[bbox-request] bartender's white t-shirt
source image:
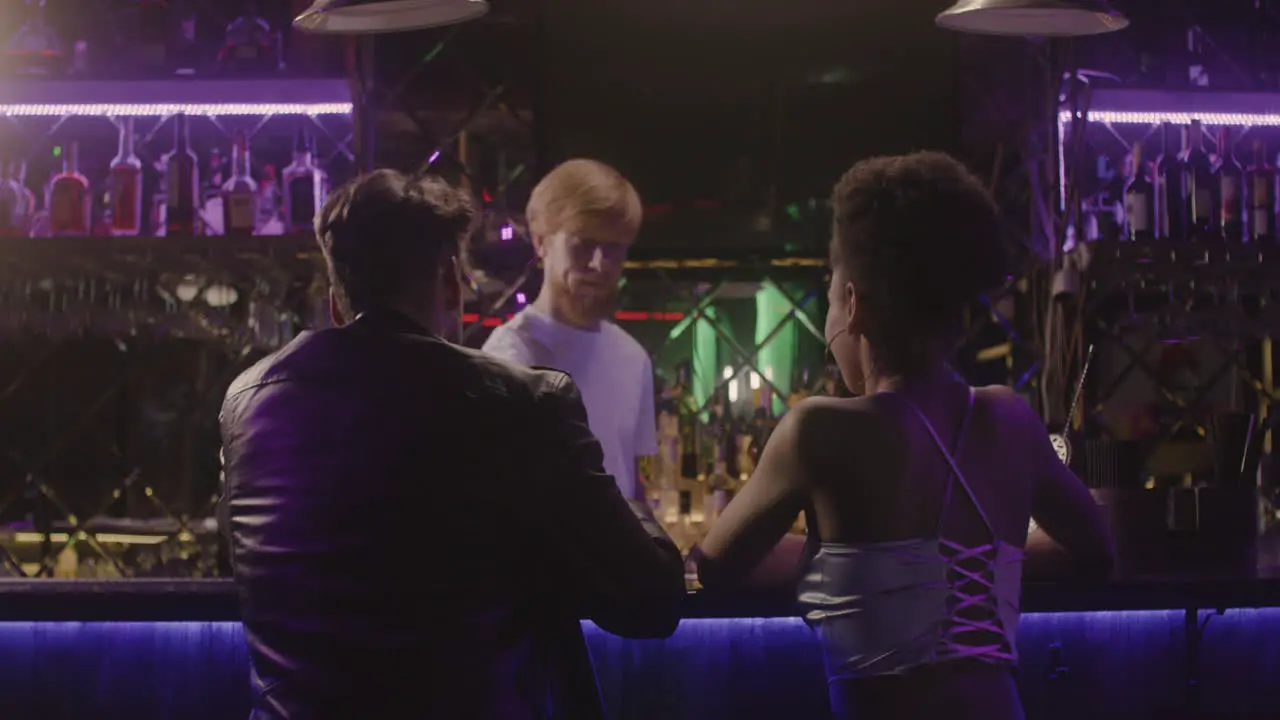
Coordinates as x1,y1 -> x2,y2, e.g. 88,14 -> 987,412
482,307 -> 657,500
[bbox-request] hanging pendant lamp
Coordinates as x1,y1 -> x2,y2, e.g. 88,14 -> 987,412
935,0 -> 1129,37
293,0 -> 489,34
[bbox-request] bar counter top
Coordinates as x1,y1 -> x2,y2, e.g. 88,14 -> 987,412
3,573 -> 1280,622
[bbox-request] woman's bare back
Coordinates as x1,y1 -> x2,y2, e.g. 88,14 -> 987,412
802,382 -> 1037,553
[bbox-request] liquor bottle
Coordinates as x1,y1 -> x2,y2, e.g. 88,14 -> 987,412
1186,26 -> 1210,87
217,3 -> 281,76
220,131 -> 259,236
4,0 -> 64,77
676,364 -> 701,480
108,118 -> 143,237
169,1 -> 201,76
0,160 -> 34,237
1156,123 -> 1186,242
1248,141 -> 1276,243
1180,120 -> 1215,240
47,143 -> 90,236
1216,127 -> 1246,243
256,163 -> 283,234
705,427 -> 737,526
163,114 -> 200,236
282,129 -> 328,233
666,490 -> 699,557
1124,142 -> 1155,242
205,148 -> 227,202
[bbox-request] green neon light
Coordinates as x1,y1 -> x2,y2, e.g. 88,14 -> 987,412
756,284 -> 796,415
692,306 -> 718,412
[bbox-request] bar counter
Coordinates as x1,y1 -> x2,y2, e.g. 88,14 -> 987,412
3,575 -> 1280,720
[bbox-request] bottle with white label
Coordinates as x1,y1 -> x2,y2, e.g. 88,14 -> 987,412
1247,141 -> 1275,243
1124,142 -> 1155,242
1215,126 -> 1245,243
1180,119 -> 1215,241
220,131 -> 259,236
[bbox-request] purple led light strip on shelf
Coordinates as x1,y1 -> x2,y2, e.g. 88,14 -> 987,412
0,79 -> 353,116
1056,88 -> 1280,208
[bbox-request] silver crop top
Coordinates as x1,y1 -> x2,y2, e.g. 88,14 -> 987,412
797,388 -> 1023,680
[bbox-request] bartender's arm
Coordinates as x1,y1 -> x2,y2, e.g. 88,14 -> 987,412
533,371 -> 685,639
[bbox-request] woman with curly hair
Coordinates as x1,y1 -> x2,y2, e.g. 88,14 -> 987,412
697,152 -> 1114,720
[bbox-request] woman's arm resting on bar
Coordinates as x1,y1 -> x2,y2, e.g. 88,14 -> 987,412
1016,397 -> 1116,579
697,403 -> 812,590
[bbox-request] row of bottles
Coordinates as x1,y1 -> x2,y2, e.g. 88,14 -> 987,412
6,0 -> 298,79
1121,121 -> 1278,244
0,115 -> 329,238
652,364 -> 826,555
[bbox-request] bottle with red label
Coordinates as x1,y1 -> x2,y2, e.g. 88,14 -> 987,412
47,143 -> 90,236
108,117 -> 143,236
1215,126 -> 1245,243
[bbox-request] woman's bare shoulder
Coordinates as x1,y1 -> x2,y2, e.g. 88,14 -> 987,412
973,384 -> 1040,418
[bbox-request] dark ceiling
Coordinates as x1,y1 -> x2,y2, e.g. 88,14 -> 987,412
535,0 -> 962,211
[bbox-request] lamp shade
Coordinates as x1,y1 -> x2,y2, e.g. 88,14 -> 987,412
935,0 -> 1129,37
293,0 -> 489,34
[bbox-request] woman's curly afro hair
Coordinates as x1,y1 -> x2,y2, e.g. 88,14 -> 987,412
831,151 -> 1011,375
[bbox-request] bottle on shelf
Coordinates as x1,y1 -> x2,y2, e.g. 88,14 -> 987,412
676,363 -> 701,482
4,0 -> 64,77
169,1 -> 201,76
1186,26 -> 1210,88
1215,127 -> 1245,243
705,418 -> 739,526
0,160 -> 34,237
1248,142 -> 1276,243
283,129 -> 328,234
205,148 -> 227,201
1156,122 -> 1186,242
47,143 -> 90,236
108,118 -> 143,237
221,131 -> 259,237
666,490 -> 701,557
163,114 -> 200,236
217,3 -> 281,76
1180,120 -> 1216,240
257,163 -> 284,234
1124,141 -> 1155,242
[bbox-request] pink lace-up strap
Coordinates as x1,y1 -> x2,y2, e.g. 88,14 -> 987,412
883,387 -> 1018,664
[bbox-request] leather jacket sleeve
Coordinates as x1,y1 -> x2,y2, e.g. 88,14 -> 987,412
533,371 -> 685,639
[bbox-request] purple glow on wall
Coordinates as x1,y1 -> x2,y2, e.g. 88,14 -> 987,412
0,103 -> 352,116
1,609 -> 1279,719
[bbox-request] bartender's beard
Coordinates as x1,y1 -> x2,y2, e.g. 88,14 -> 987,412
553,282 -> 618,326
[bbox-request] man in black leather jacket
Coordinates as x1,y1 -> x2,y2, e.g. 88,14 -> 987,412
219,170 -> 686,719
